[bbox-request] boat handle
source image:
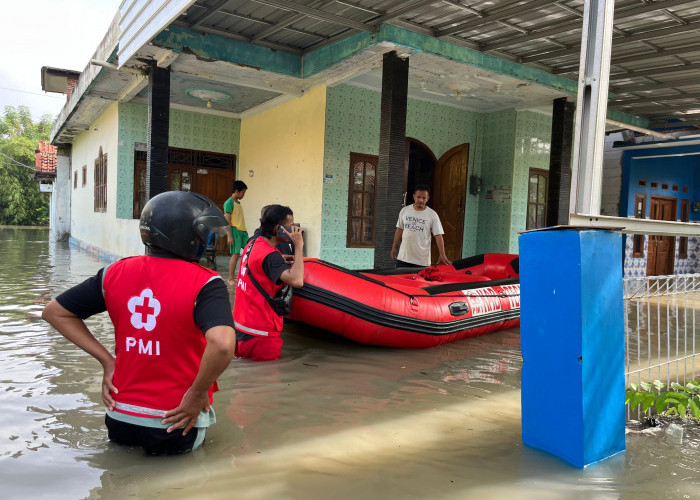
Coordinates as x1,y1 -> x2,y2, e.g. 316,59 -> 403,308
409,296 -> 419,307
449,302 -> 470,316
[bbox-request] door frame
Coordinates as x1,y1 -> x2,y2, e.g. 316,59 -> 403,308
430,143 -> 469,263
403,137 -> 437,207
646,195 -> 677,276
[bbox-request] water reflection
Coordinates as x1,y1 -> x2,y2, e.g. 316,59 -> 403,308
0,228 -> 107,499
1,227 -> 699,499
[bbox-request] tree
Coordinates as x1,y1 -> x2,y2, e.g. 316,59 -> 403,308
0,106 -> 54,225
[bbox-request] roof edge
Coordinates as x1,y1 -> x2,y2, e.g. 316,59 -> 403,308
50,11 -> 120,144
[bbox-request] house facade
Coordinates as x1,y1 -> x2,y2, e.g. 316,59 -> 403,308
45,1 -> 697,273
59,80 -> 558,268
619,137 -> 700,277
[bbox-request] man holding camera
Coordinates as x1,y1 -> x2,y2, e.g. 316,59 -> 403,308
233,205 -> 304,361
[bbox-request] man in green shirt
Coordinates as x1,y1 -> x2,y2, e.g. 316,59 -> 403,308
224,180 -> 248,286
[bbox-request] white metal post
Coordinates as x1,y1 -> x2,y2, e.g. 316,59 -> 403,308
569,0 -> 615,217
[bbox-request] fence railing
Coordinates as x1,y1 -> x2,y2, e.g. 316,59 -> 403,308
624,274 -> 700,390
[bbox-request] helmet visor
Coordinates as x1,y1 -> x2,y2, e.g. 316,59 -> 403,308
192,204 -> 229,243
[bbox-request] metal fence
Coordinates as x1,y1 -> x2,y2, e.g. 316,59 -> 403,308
624,274 -> 700,389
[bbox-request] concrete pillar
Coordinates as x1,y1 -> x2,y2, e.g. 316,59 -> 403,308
374,51 -> 408,270
547,98 -> 575,226
52,147 -> 72,241
519,228 -> 625,467
146,62 -> 170,199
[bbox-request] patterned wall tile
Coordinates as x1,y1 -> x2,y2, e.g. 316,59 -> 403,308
474,110 -> 552,254
623,233 -> 648,278
321,86 -> 556,267
319,85 -> 381,268
510,111 -> 552,252
674,236 -> 699,274
623,234 -> 699,276
116,102 -> 240,219
321,84 -> 481,268
476,110 -> 515,254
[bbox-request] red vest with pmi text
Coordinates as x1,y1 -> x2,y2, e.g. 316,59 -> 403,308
102,255 -> 221,418
233,237 -> 285,337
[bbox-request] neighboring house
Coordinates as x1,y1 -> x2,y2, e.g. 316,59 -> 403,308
42,1 -> 692,271
614,135 -> 700,277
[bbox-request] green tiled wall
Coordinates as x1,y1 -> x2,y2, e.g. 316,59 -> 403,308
475,110 -> 552,254
321,84 -> 481,269
116,102 -> 241,219
510,111 -> 552,252
476,110 -> 516,254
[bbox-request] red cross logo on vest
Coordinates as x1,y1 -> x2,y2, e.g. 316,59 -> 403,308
127,289 -> 161,331
239,249 -> 248,278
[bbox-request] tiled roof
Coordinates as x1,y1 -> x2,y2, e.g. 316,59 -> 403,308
35,141 -> 57,176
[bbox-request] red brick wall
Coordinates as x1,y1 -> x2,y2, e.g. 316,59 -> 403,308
66,76 -> 78,100
35,141 -> 58,174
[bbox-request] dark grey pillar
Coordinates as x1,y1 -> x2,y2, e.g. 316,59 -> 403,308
146,62 -> 170,199
374,52 -> 409,270
546,97 -> 575,226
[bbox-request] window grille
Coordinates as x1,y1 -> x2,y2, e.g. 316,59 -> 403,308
346,153 -> 378,248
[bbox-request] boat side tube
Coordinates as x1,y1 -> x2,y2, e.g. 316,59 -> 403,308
293,283 -> 520,336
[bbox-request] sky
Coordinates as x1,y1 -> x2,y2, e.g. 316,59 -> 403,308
0,0 -> 124,121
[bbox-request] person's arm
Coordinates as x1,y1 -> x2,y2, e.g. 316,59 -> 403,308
390,228 -> 403,260
223,199 -> 234,246
42,300 -> 118,410
161,325 -> 236,435
279,225 -> 304,288
223,213 -> 234,247
434,234 -> 452,265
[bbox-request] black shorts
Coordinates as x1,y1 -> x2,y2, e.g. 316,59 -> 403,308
105,414 -> 204,455
395,259 -> 423,269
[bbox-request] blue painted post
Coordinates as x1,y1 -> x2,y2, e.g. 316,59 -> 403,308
520,228 -> 625,468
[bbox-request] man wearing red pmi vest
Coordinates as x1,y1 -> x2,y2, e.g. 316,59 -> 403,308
42,191 -> 236,455
233,204 -> 305,361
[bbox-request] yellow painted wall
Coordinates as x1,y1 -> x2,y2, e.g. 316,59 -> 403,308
239,85 -> 326,258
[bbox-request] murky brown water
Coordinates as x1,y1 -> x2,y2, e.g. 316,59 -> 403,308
1,227 -> 699,499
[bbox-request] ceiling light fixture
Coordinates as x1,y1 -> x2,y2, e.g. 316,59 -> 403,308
185,88 -> 232,109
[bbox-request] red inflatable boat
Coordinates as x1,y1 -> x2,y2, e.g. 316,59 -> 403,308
288,254 -> 520,348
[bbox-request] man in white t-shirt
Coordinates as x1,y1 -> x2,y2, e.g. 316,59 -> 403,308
390,185 -> 452,268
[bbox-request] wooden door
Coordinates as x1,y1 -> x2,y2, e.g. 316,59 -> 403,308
131,147 -> 237,258
646,196 -> 676,276
195,168 -> 236,209
191,168 -> 237,255
133,159 -> 147,218
430,144 -> 469,264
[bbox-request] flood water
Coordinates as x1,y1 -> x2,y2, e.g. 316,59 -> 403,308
1,226 -> 699,499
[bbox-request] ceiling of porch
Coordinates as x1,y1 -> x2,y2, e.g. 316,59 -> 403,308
164,0 -> 700,128
122,43 -> 569,115
54,0 -> 700,144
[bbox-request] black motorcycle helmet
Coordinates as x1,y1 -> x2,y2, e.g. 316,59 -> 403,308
139,191 -> 228,261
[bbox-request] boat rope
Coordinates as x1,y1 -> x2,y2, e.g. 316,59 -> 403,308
305,260 -> 520,300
